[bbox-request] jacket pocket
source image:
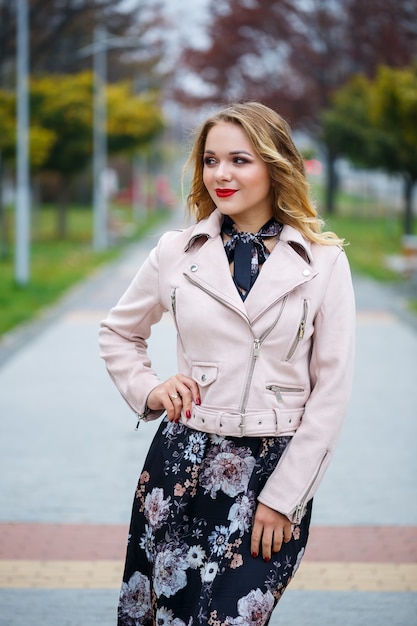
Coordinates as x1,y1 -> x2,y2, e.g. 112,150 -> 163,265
285,298 -> 309,361
192,362 -> 219,387
266,384 -> 304,403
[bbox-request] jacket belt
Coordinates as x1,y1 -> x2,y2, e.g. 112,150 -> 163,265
181,405 -> 304,438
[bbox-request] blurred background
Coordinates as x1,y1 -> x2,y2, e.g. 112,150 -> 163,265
0,3 -> 416,624
0,0 -> 416,336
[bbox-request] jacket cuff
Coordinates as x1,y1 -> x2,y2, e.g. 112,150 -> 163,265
257,493 -> 308,525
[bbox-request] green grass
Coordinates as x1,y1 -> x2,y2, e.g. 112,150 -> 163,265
0,203 -> 169,336
313,183 -> 417,316
311,181 -> 404,281
324,213 -> 403,281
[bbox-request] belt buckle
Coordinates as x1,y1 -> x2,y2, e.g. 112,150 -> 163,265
238,413 -> 246,437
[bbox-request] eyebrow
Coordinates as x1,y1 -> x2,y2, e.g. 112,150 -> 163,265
203,150 -> 253,156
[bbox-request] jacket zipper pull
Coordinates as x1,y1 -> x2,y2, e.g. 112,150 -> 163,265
253,338 -> 261,358
294,502 -> 304,524
266,384 -> 283,402
135,414 -> 143,430
298,319 -> 306,339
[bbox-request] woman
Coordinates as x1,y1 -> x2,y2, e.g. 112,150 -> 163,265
99,102 -> 355,625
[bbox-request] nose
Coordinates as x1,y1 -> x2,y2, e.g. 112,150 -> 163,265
215,161 -> 232,181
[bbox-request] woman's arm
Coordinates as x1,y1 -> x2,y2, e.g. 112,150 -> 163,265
99,243 -> 168,420
258,248 -> 356,522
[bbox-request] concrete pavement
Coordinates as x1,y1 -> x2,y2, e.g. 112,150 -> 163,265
0,212 -> 416,625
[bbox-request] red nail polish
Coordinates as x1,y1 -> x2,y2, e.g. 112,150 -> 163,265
263,556 -> 270,562
251,552 -> 258,558
195,398 -> 201,406
186,410 -> 191,419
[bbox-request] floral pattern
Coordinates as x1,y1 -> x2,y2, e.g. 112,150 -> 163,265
118,571 -> 152,625
118,418 -> 312,625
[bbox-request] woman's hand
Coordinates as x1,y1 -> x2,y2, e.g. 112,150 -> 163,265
251,503 -> 292,561
147,374 -> 201,423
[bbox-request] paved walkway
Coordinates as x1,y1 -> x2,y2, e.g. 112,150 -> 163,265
1,212 -> 416,625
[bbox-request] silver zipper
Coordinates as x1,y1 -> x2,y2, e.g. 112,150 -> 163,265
171,288 -> 177,317
239,296 -> 288,415
239,338 -> 261,414
106,369 -> 144,424
266,384 -> 304,402
294,450 -> 329,523
171,288 -> 187,349
285,299 -> 308,361
184,273 -> 290,420
136,410 -> 167,430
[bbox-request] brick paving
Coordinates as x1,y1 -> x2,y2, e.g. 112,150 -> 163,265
2,560 -> 417,593
1,523 -> 416,594
1,523 -> 416,563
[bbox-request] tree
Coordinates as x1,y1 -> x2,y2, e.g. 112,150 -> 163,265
0,0 -> 166,87
322,65 -> 417,234
0,90 -> 54,170
0,88 -> 54,257
106,83 -> 164,154
176,0 -> 417,116
171,0 -> 303,117
0,72 -> 164,239
31,72 -> 164,238
173,0 -> 417,213
346,0 -> 417,72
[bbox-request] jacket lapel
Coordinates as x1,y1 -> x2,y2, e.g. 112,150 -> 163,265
244,236 -> 317,322
183,234 -> 249,321
182,213 -> 317,324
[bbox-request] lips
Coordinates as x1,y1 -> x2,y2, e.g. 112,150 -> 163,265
215,189 -> 237,198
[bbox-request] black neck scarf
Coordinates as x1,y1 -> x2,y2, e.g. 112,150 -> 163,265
222,215 -> 283,300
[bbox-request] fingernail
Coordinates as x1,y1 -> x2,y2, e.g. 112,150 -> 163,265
186,410 -> 191,419
263,556 -> 270,562
195,397 -> 201,406
251,552 -> 258,558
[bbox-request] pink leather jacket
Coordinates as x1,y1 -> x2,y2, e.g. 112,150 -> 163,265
99,209 -> 355,523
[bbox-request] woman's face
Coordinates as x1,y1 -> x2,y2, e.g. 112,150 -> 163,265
202,121 -> 272,232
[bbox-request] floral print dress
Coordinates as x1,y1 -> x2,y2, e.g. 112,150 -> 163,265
118,418 -> 312,626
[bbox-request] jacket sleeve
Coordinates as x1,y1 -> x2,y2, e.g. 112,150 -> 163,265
257,248 -> 356,523
98,239 -> 167,421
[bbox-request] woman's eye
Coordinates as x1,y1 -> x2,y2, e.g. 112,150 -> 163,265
203,157 -> 217,166
233,157 -> 248,164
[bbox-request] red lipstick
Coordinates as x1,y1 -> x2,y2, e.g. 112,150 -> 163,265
215,189 -> 237,198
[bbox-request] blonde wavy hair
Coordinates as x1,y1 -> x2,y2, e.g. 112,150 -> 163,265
183,101 -> 343,246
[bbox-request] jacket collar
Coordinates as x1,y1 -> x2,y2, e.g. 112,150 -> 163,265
184,209 -> 313,264
280,223 -> 313,264
184,209 -> 223,252
182,209 -> 316,323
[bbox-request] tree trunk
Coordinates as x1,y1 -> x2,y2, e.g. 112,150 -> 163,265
324,148 -> 338,215
403,174 -> 415,235
56,178 -> 70,239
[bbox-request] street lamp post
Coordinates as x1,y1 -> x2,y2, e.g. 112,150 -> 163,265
15,0 -> 30,285
92,26 -> 108,251
78,30 -> 144,252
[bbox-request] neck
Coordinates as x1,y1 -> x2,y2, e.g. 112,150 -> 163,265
230,216 -> 273,234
